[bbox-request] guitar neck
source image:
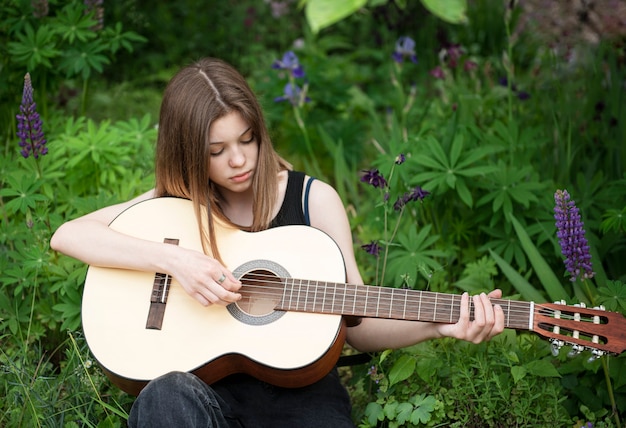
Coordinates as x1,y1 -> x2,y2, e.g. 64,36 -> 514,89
274,280 -> 533,331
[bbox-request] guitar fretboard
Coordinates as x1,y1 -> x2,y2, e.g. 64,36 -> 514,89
274,279 -> 533,330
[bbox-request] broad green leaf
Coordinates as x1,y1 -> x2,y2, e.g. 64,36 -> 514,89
305,0 -> 367,33
509,214 -> 569,303
365,402 -> 385,425
421,0 -> 468,24
411,394 -> 437,423
395,402 -> 413,424
388,354 -> 416,386
511,365 -> 527,383
525,359 -> 561,377
489,249 -> 545,302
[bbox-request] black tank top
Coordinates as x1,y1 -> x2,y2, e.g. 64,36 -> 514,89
270,170 -> 312,228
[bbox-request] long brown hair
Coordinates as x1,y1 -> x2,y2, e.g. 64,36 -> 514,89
154,57 -> 290,260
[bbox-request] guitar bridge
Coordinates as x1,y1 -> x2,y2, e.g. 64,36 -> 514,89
146,238 -> 179,330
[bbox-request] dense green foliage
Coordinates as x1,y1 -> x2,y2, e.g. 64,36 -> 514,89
2,0 -> 625,426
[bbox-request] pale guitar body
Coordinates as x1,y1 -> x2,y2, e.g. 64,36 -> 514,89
83,197 -> 346,395
82,197 -> 626,396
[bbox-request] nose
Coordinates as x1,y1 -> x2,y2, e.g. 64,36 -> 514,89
228,146 -> 246,168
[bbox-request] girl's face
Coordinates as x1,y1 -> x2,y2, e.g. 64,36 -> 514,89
207,111 -> 259,195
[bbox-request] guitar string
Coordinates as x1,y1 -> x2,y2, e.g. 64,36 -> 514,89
224,274 -> 606,324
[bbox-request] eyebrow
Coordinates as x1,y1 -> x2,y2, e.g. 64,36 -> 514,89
209,126 -> 252,144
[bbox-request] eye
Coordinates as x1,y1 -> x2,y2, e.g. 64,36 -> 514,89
241,131 -> 255,144
209,145 -> 224,156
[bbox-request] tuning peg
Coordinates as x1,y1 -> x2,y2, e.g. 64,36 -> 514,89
567,344 -> 585,358
550,339 -> 564,356
587,349 -> 605,363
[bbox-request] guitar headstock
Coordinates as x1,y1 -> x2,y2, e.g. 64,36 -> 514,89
532,301 -> 626,360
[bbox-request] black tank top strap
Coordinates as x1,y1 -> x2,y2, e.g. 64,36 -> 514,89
270,171 -> 315,228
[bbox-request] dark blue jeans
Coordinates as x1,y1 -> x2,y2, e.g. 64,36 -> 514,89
128,371 -> 355,428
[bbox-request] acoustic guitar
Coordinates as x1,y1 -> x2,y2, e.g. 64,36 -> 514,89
82,197 -> 626,396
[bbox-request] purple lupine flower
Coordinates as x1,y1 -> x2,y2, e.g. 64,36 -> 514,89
16,73 -> 47,159
274,82 -> 309,106
360,169 -> 387,189
271,51 -> 305,78
395,153 -> 406,165
362,241 -> 381,257
392,36 -> 418,64
554,189 -> 595,282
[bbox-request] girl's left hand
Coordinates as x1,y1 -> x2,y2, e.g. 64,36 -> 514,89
436,290 -> 505,343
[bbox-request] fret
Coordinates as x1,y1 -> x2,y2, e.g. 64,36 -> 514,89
331,282 -> 336,313
295,278 -> 301,311
352,284 -> 357,316
375,287 -> 380,317
364,286 -> 369,316
340,283 -> 346,315
402,289 -> 407,320
506,300 -> 511,327
417,290 -> 422,321
433,293 -> 438,322
303,278 -> 310,312
313,279 -> 319,312
449,295 -> 454,323
389,288 -> 394,318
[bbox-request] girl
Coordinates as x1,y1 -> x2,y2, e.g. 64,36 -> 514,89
51,57 -> 504,427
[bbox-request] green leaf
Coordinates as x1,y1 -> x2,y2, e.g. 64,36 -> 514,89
489,249 -> 545,302
395,402 -> 413,424
388,354 -> 416,386
411,394 -> 437,423
420,0 -> 468,24
511,365 -> 527,383
524,359 -> 561,378
365,402 -> 385,425
509,214 -> 569,302
305,0 -> 368,33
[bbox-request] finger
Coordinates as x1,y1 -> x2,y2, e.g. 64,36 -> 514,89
472,293 -> 486,328
214,271 -> 242,292
492,304 -> 505,337
487,288 -> 502,299
457,292 -> 470,325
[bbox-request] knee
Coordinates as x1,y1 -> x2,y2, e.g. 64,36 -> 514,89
140,371 -> 205,398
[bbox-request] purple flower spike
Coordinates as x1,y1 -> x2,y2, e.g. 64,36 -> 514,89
554,189 -> 595,282
272,51 -> 305,78
360,169 -> 387,189
392,36 -> 418,64
16,73 -> 47,159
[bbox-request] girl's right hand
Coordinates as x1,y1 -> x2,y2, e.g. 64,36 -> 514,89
168,246 -> 242,306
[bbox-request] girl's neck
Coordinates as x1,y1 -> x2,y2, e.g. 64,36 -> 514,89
220,188 -> 255,227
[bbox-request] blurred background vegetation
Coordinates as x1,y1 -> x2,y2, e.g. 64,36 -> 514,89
1,0 -> 625,426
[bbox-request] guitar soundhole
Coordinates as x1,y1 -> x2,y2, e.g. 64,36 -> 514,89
228,259 -> 289,326
238,269 -> 282,316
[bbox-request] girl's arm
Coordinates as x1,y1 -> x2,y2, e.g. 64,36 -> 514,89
50,190 -> 241,306
306,179 -> 504,352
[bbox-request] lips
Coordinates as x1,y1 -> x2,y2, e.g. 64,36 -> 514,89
230,170 -> 252,183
